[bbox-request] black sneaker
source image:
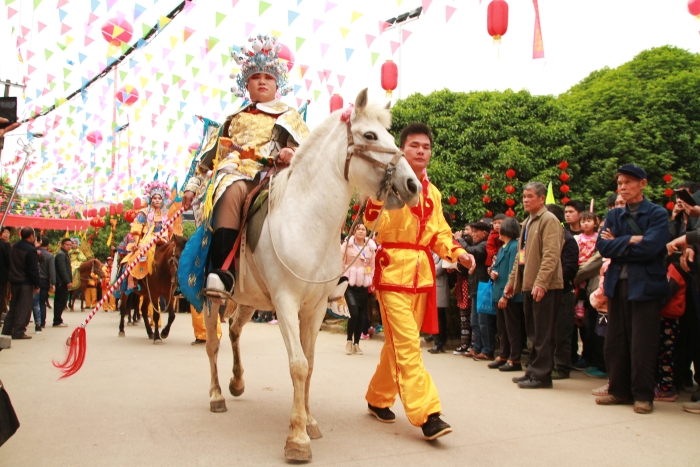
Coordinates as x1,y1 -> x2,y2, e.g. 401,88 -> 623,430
367,404 -> 395,423
35,325 -> 42,334
421,413 -> 452,440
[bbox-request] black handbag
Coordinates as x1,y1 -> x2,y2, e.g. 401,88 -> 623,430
0,379 -> 20,447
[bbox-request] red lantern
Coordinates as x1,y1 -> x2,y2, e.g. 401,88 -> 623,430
450,213 -> 456,220
561,196 -> 571,204
666,201 -> 676,211
663,174 -> 673,184
505,198 -> 516,207
558,161 -> 569,170
116,203 -> 123,215
116,85 -> 139,106
134,198 -> 141,210
351,214 -> 357,221
99,207 -> 106,217
689,0 -> 700,17
481,184 -> 490,191
559,172 -> 570,182
381,60 -> 398,98
560,184 -> 570,194
505,208 -> 515,217
90,218 -> 98,228
484,174 -> 491,181
352,204 -> 360,212
277,43 -> 296,72
664,188 -> 674,198
99,218 -> 106,228
482,196 -> 491,204
87,130 -> 103,146
330,94 -> 344,113
487,0 -> 509,44
89,235 -> 94,240
485,210 -> 493,218
101,17 -> 133,47
70,213 -> 76,219
505,168 -> 516,179
82,209 -> 88,218
505,185 -> 515,194
109,204 -> 116,216
89,208 -> 96,217
448,196 -> 458,205
124,210 -> 136,223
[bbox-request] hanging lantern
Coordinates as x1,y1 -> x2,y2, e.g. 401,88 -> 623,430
330,94 -> 344,113
505,208 -> 515,217
448,196 -> 458,205
116,85 -> 139,106
82,209 -> 88,218
559,172 -> 570,182
450,213 -> 456,220
381,60 -> 398,98
689,0 -> 700,17
352,204 -> 360,212
87,130 -> 103,146
116,203 -> 123,215
505,168 -> 516,179
124,209 -> 137,223
277,43 -> 296,72
561,196 -> 571,204
481,184 -> 490,191
666,201 -> 676,211
560,184 -> 570,194
505,198 -> 516,207
664,188 -> 674,198
134,198 -> 141,210
485,210 -> 493,218
101,17 -> 133,56
558,161 -> 568,170
663,174 -> 673,184
351,214 -> 357,221
109,204 -> 116,216
484,174 -> 491,181
482,196 -> 491,204
505,185 -> 515,194
99,207 -> 106,217
487,0 -> 509,45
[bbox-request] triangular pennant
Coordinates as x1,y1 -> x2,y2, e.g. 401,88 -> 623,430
313,19 -> 324,33
350,11 -> 363,23
325,1 -> 336,12
320,43 -> 329,57
215,12 -> 226,27
390,41 -> 400,55
344,48 -> 354,62
339,27 -> 350,39
365,34 -> 376,48
371,52 -> 380,66
183,26 -> 194,42
288,10 -> 300,25
259,1 -> 272,16
402,29 -> 412,43
422,0 -> 432,14
446,5 -> 457,23
133,3 -> 146,20
295,36 -> 305,51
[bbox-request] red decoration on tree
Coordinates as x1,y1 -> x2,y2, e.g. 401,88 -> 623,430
485,210 -> 493,218
484,174 -> 491,181
109,204 -> 116,216
330,94 -> 344,113
448,196 -> 458,205
482,184 -> 490,191
482,196 -> 491,204
99,207 -> 106,217
124,210 -> 136,223
82,209 -> 88,218
663,174 -> 673,184
560,184 -> 570,194
689,0 -> 700,17
558,161 -> 568,170
561,196 -> 571,204
134,198 -> 141,210
666,201 -> 676,211
381,60 -> 398,98
352,204 -> 360,212
505,198 -> 516,207
505,208 -> 515,217
487,0 -> 509,45
664,188 -> 674,198
116,203 -> 123,215
505,168 -> 516,179
351,214 -> 357,221
451,213 -> 456,220
664,173 -> 674,211
505,185 -> 515,194
559,172 -> 570,182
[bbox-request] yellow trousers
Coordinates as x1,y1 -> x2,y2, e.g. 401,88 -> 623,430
84,287 -> 97,308
365,291 -> 441,427
191,305 -> 222,340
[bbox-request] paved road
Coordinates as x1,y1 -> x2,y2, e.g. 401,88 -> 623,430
1,310 -> 698,466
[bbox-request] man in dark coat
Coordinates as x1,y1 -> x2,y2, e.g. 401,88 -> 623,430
1,227 -> 41,339
596,164 -> 671,414
0,227 -> 11,323
53,238 -> 73,327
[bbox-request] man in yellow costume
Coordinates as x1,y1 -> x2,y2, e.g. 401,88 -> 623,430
181,33 -> 309,303
67,237 -> 87,310
363,123 -> 475,441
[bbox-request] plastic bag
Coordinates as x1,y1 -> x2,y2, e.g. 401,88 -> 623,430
476,281 -> 495,315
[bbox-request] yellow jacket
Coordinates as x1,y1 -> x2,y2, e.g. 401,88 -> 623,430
364,177 -> 465,334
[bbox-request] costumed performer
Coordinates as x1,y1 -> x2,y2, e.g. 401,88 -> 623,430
363,123 -> 476,441
67,237 -> 87,310
181,33 -> 309,303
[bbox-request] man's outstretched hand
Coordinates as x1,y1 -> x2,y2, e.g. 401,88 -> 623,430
0,117 -> 20,138
182,191 -> 195,211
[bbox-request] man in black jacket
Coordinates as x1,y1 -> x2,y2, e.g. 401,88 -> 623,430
459,221 -> 493,360
53,238 -> 73,327
546,204 -> 579,379
1,227 -> 41,339
0,227 -> 11,324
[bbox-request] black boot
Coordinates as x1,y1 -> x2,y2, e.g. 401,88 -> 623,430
206,228 -> 238,296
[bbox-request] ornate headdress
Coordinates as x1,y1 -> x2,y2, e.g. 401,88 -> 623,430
229,34 -> 292,98
70,236 -> 81,246
143,180 -> 171,205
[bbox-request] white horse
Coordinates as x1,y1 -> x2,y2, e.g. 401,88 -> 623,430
202,89 -> 420,461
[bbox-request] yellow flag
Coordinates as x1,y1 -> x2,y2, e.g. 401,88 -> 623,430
545,182 -> 555,204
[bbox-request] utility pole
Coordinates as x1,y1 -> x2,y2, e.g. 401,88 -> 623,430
384,7 -> 422,100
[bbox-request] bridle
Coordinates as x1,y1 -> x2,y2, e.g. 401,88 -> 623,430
80,259 -> 102,282
341,105 -> 404,201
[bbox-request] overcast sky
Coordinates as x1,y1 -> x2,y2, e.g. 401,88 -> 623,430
1,0 -> 698,204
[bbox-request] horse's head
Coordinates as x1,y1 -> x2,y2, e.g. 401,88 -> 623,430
92,259 -> 105,279
344,88 -> 420,210
167,235 -> 188,278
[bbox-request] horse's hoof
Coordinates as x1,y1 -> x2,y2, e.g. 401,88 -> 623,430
161,330 -> 169,339
229,379 -> 245,397
306,423 -> 322,440
210,399 -> 227,413
284,439 -> 312,461
126,322 -> 133,327
118,332 -> 125,337
153,339 -> 163,345
147,333 -> 154,339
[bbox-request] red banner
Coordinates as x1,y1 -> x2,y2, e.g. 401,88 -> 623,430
532,0 -> 545,59
2,215 -> 91,231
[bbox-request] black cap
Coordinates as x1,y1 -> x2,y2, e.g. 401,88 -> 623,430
616,164 -> 647,180
470,221 -> 491,232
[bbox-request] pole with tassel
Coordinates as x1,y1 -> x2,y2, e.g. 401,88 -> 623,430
53,206 -> 186,379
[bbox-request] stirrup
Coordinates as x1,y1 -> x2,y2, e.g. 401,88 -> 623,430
203,270 -> 235,305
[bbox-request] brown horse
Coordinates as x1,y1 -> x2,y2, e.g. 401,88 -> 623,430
68,259 -> 105,311
118,235 -> 188,343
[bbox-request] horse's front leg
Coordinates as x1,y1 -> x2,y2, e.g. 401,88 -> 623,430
141,296 -> 154,339
152,303 -> 162,344
229,303 -> 255,397
160,297 -> 176,339
204,301 -> 226,412
299,301 -> 328,441
275,295 -> 311,461
118,298 -> 127,336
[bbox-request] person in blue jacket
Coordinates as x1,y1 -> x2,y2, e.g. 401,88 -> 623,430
595,164 -> 670,415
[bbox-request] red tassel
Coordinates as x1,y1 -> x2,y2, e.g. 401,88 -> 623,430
52,327 -> 87,379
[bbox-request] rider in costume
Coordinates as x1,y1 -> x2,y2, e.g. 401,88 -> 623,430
363,123 -> 475,441
181,34 -> 309,301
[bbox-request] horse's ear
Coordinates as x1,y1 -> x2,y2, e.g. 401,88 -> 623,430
384,101 -> 391,110
354,88 -> 369,113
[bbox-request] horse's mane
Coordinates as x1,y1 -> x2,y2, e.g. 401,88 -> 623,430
270,100 -> 391,207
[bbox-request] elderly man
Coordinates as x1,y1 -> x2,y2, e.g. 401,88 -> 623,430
505,182 -> 564,389
597,164 -> 670,414
182,34 -> 308,304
